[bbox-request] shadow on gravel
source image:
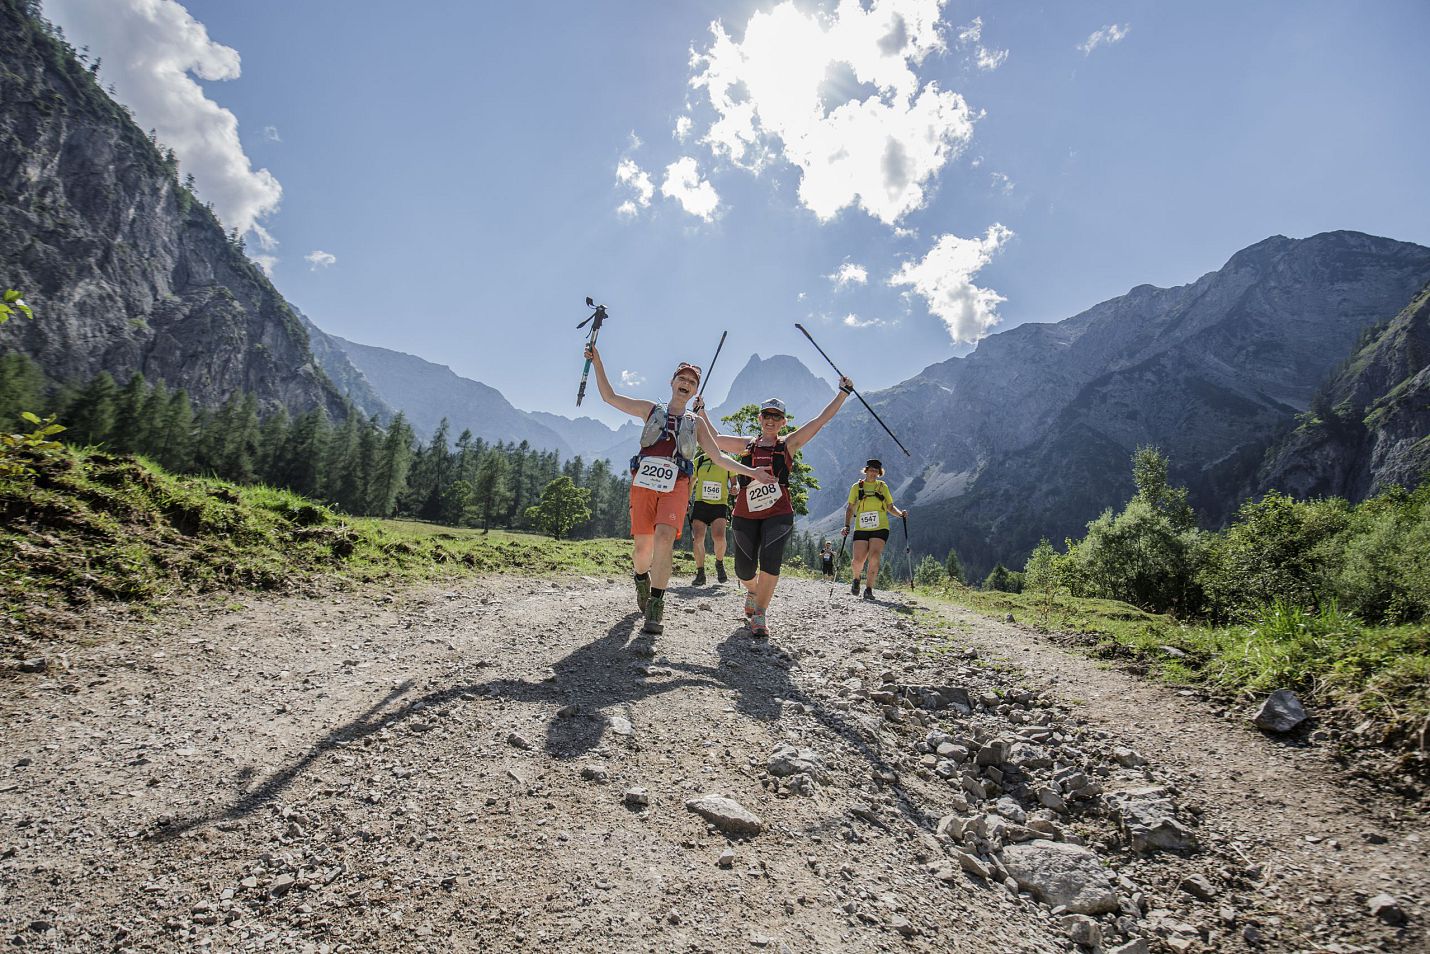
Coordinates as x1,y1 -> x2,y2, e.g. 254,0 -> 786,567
153,608 -> 934,842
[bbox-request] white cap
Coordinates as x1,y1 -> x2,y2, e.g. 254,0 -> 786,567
759,398 -> 787,414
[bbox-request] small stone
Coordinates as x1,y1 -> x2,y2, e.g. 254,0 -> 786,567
685,794 -> 763,835
556,704 -> 579,718
1251,689 -> 1307,733
608,715 -> 635,737
717,848 -> 735,869
1368,893 -> 1406,925
506,731 -> 533,750
580,764 -> 609,783
18,658 -> 47,674
624,787 -> 649,808
952,848 -> 991,880
1107,941 -> 1150,954
1061,914 -> 1101,948
1180,874 -> 1219,900
239,876 -> 258,889
889,915 -> 917,937
270,873 -> 295,895
1113,747 -> 1145,768
767,743 -> 826,780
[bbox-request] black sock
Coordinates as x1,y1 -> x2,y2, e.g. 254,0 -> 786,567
635,571 -> 650,582
650,587 -> 665,600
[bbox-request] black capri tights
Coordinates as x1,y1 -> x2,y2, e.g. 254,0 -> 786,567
732,514 -> 795,580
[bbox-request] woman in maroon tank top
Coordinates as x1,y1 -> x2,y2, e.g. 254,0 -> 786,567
697,379 -> 853,637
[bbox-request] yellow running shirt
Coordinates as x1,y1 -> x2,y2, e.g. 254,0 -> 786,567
691,453 -> 734,506
847,479 -> 895,532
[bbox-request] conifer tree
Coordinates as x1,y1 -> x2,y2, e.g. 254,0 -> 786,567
255,406 -> 290,482
159,389 -> 195,472
472,451 -> 512,532
371,412 -> 414,517
63,371 -> 118,446
0,353 -> 46,429
112,372 -> 149,453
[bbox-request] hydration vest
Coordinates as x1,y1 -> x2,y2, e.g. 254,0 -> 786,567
630,403 -> 698,476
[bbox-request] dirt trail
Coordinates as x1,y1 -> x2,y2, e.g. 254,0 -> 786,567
1,575 -> 1425,953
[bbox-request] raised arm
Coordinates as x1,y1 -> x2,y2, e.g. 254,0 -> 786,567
692,395 -> 755,455
584,344 -> 654,420
785,375 -> 853,454
696,415 -> 774,483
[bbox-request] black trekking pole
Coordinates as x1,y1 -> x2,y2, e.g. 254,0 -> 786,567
830,532 -> 849,598
575,297 -> 608,406
697,330 -> 727,398
794,323 -> 910,457
902,513 -> 914,590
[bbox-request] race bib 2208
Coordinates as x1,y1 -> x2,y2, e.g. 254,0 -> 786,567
746,481 -> 782,513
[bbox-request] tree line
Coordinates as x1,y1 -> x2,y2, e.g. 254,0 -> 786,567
0,356 -> 631,538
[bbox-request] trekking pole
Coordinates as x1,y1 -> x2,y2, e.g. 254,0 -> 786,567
902,513 -> 915,590
830,532 -> 849,598
793,323 -> 910,457
697,330 -> 727,398
575,297 -> 608,406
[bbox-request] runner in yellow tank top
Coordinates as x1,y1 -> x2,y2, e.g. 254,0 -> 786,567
687,434 -> 736,585
842,458 -> 906,600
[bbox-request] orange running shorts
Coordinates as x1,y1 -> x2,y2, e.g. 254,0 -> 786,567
629,477 -> 690,538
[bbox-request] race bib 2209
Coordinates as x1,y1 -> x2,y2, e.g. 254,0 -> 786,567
633,457 -> 678,494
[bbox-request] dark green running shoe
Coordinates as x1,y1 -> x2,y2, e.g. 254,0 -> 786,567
642,594 -> 665,634
693,567 -> 707,586
635,575 -> 651,612
715,561 -> 728,583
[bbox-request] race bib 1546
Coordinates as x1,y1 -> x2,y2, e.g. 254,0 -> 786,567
701,480 -> 723,502
633,457 -> 678,494
746,481 -> 782,513
857,510 -> 881,530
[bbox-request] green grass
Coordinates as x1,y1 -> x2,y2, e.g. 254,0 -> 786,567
0,448 -> 642,647
915,581 -> 1430,749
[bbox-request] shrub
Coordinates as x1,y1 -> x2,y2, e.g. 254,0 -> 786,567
914,554 -> 947,587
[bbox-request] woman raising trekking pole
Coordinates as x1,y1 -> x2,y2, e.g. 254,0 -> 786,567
583,344 -> 775,637
843,459 -> 907,601
697,380 -> 854,637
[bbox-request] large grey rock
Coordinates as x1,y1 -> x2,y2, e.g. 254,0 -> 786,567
999,841 -> 1119,914
1106,787 -> 1199,853
1252,689 -> 1308,733
684,795 -> 764,835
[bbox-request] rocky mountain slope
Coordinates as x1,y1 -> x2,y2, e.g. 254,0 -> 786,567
0,0 -> 349,419
801,232 -> 1430,576
1255,281 -> 1430,500
710,353 -> 836,425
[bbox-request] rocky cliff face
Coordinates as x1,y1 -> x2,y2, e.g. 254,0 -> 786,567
1256,282 -> 1430,500
801,231 -> 1430,576
0,1 -> 348,418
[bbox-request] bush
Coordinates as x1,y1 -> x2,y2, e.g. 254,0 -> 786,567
983,564 -> 1023,593
1198,492 -> 1349,621
914,554 -> 947,587
1060,497 -> 1207,615
1313,484 -> 1430,623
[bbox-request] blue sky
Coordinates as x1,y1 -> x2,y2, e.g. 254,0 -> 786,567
46,0 -> 1430,426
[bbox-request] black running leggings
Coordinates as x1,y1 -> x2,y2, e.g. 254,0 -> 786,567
732,513 -> 795,580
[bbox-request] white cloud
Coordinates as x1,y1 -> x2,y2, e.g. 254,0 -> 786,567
1079,23 -> 1130,55
45,0 -> 282,241
305,250 -> 337,271
615,158 -> 655,215
674,115 -> 693,141
829,262 -> 869,288
889,224 -> 1013,343
620,370 -> 645,387
842,314 -> 885,329
250,254 -> 278,276
797,291 -> 808,301
991,171 -> 1014,194
957,17 -> 1007,71
627,130 -> 643,150
660,157 -> 720,221
689,0 -> 975,226
262,125 -> 281,143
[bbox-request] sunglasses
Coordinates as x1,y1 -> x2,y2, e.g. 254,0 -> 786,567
760,410 -> 786,419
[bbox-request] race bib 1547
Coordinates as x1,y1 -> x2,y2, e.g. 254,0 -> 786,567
633,457 -> 678,494
857,510 -> 881,530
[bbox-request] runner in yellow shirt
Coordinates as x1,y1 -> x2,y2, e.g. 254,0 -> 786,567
688,441 -> 736,585
841,458 -> 906,600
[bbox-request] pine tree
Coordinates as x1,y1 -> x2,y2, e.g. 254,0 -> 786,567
138,379 -> 170,460
324,411 -> 362,509
255,406 -> 290,482
62,371 -> 119,446
279,409 -> 329,497
944,548 -> 964,585
221,394 -> 260,483
0,353 -> 47,430
159,389 -> 195,472
472,451 -> 511,532
371,412 -> 414,517
111,372 -> 149,454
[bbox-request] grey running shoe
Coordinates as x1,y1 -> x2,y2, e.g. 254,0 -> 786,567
642,594 -> 664,634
